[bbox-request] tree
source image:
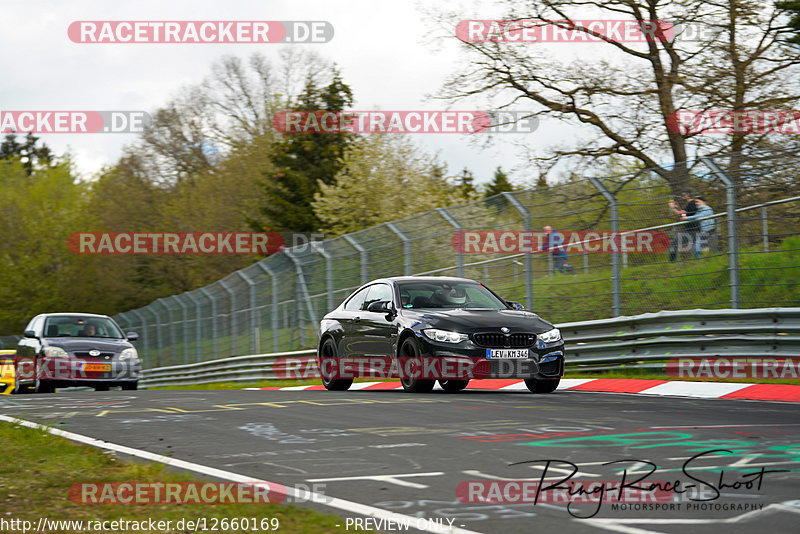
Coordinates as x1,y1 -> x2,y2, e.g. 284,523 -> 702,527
0,155 -> 85,333
0,133 -> 53,175
127,51 -> 332,186
484,166 -> 514,197
252,68 -> 354,232
436,0 -> 800,191
777,1 -> 800,44
312,135 -> 465,235
457,168 -> 478,198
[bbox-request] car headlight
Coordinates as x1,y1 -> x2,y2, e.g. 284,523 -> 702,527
119,348 -> 139,361
44,346 -> 69,358
423,329 -> 468,343
539,328 -> 562,343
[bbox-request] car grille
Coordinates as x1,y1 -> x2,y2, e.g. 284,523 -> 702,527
538,358 -> 562,376
473,333 -> 536,348
74,352 -> 114,359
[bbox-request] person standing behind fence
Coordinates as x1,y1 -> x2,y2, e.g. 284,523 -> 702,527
543,225 -> 569,273
668,190 -> 699,261
683,196 -> 715,258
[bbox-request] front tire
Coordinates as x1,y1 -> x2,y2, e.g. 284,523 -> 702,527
121,382 -> 138,391
439,379 -> 469,392
524,378 -> 560,393
35,379 -> 55,393
12,376 -> 32,394
319,338 -> 352,391
398,338 -> 435,393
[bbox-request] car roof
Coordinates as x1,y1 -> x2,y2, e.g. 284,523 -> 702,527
37,312 -> 111,319
378,276 -> 481,284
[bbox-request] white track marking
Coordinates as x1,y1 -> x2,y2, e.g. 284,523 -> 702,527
307,472 -> 444,489
348,382 -> 386,390
498,381 -> 528,390
637,381 -> 752,398
558,378 -> 596,389
0,415 -> 481,534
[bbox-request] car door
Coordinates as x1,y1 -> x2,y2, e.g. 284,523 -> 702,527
358,283 -> 398,374
338,286 -> 371,361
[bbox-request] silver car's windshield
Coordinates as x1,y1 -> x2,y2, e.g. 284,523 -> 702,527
397,281 -> 508,310
43,316 -> 125,338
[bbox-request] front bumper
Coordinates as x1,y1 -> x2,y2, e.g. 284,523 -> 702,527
422,348 -> 564,379
35,357 -> 141,384
328,343 -> 565,381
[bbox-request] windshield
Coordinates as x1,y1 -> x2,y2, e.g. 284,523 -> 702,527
43,316 -> 125,339
397,281 -> 509,310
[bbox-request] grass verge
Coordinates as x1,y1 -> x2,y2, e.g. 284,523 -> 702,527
0,421 -> 352,533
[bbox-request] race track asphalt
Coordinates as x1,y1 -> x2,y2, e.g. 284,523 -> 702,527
2,388 -> 799,533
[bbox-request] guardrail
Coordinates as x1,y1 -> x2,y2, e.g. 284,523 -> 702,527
138,307 -> 800,388
140,349 -> 316,387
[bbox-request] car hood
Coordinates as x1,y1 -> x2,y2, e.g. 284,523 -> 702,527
44,338 -> 132,353
402,308 -> 554,333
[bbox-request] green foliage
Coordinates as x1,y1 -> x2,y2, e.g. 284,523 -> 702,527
0,133 -> 53,176
489,238 -> 800,325
312,135 -> 470,236
456,168 -> 478,199
484,166 -> 514,198
0,154 -> 86,332
252,69 -> 354,232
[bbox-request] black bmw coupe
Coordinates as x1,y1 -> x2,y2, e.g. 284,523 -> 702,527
317,276 -> 565,393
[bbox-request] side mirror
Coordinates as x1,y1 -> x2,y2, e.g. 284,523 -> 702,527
506,301 -> 525,311
126,332 -> 139,342
23,329 -> 37,338
367,300 -> 392,313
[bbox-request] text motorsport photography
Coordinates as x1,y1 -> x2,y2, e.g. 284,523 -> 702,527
458,450 -> 785,519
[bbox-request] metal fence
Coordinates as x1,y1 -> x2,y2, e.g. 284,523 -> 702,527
114,147 -> 800,367
137,307 -> 800,388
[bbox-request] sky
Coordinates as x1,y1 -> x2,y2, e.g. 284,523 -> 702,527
1,0 -> 572,186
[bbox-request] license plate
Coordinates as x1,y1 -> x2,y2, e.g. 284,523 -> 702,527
486,349 -> 529,359
82,363 -> 111,372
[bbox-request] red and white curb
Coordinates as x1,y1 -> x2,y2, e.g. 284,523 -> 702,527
246,378 -> 800,403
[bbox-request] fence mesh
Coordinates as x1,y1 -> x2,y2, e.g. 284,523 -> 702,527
114,148 -> 800,366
